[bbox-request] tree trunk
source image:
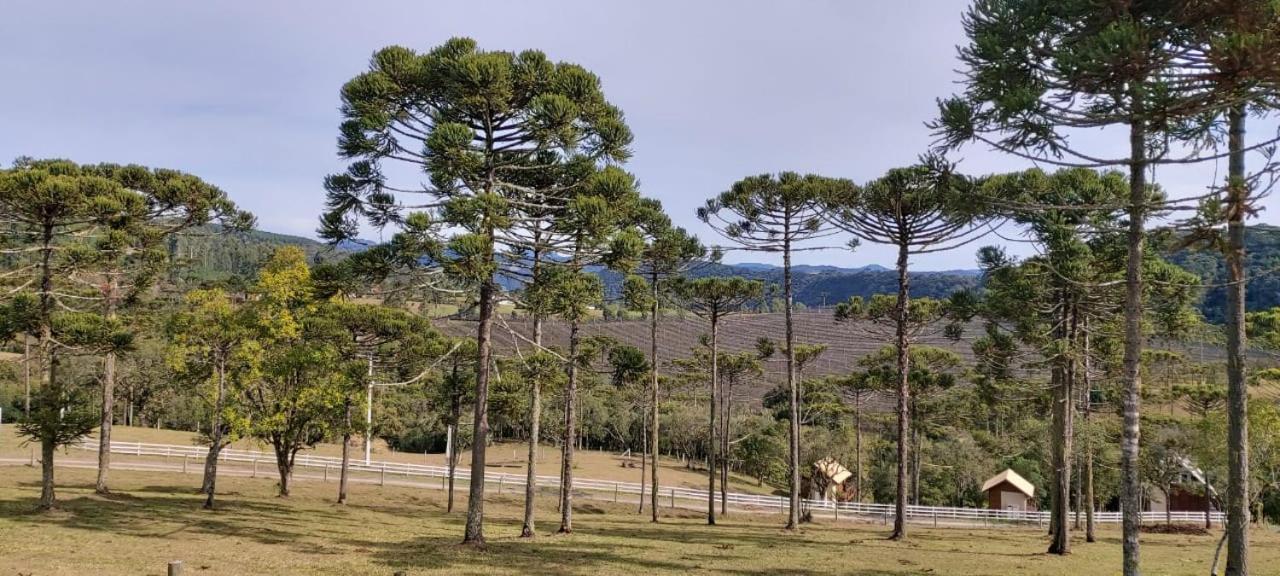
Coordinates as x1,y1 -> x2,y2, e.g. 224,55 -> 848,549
96,276 -> 120,494
338,401 -> 351,505
39,435 -> 56,510
1048,301 -> 1074,555
23,336 -> 31,421
639,406 -> 647,514
463,276 -> 495,545
1083,319 -> 1096,543
1120,115 -> 1147,576
721,374 -> 730,516
1206,474 -> 1213,530
447,424 -> 457,513
650,275 -> 661,522
707,315 -> 718,526
1225,104 -> 1250,576
276,459 -> 292,497
911,408 -> 920,506
521,316 -> 542,537
784,235 -> 802,530
558,318 -> 581,534
890,241 -> 911,541
855,394 -> 862,502
203,357 -> 227,509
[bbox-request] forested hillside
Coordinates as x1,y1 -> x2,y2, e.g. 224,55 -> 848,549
1167,224 -> 1280,323
188,224 -> 1280,322
168,225 -> 352,286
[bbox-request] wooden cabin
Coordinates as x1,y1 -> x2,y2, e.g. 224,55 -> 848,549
982,469 -> 1037,511
1146,457 -> 1217,514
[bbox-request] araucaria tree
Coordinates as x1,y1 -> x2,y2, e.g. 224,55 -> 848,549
933,3 -> 1280,571
976,167 -> 1130,554
1175,6 -> 1280,572
670,276 -> 763,525
827,157 -> 988,540
625,198 -> 706,522
0,159 -> 245,510
82,163 -> 249,495
698,172 -> 853,529
524,166 -> 644,534
323,37 -> 632,544
314,301 -> 444,505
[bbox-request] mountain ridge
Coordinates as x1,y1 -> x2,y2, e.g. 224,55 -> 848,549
184,224 -> 1280,321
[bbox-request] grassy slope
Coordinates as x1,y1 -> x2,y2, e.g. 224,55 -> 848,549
2,465 -> 1275,576
0,425 -> 777,496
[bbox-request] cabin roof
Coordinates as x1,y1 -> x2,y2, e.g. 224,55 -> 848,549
981,468 -> 1035,498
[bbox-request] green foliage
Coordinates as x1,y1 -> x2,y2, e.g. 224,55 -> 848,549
670,276 -> 764,320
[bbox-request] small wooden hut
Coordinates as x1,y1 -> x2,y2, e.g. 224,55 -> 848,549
982,469 -> 1036,511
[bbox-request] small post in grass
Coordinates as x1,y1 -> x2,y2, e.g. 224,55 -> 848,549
167,560 -> 183,576
182,455 -> 188,474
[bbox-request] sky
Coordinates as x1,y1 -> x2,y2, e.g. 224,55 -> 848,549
2,1 -> 1274,270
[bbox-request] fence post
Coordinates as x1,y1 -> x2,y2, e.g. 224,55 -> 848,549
614,482 -> 619,503
168,560 -> 183,576
933,509 -> 938,528
671,488 -> 675,509
252,459 -> 257,478
779,496 -> 784,514
834,502 -> 839,522
324,465 -> 329,482
380,465 -> 386,486
182,455 -> 188,474
30,446 -> 35,467
498,475 -> 504,495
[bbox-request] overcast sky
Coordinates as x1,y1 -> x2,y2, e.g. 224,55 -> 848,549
3,1 -> 1273,269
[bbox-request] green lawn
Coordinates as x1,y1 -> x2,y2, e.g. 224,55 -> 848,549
2,465 -> 1275,575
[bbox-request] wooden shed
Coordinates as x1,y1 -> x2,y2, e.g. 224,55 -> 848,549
982,469 -> 1036,511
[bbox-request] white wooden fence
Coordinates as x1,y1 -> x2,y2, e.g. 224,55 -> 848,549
77,440 -> 1225,526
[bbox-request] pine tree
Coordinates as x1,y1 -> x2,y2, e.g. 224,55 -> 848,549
827,157 -> 988,540
670,276 -> 763,525
323,38 -> 632,544
698,172 -> 853,529
626,198 -> 706,522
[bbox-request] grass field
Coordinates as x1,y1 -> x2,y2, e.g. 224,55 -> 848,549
0,424 -> 778,495
2,465 -> 1278,576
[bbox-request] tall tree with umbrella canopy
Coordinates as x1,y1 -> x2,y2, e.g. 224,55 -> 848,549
321,37 -> 632,544
698,173 -> 853,529
669,276 -> 763,525
826,156 -> 990,540
625,198 -> 706,522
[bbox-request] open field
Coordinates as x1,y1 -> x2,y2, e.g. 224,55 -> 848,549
2,465 -> 1276,576
0,425 -> 777,496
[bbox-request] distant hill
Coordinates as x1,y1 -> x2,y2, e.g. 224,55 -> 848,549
173,224 -> 1280,323
1167,224 -> 1280,323
169,225 -> 352,285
